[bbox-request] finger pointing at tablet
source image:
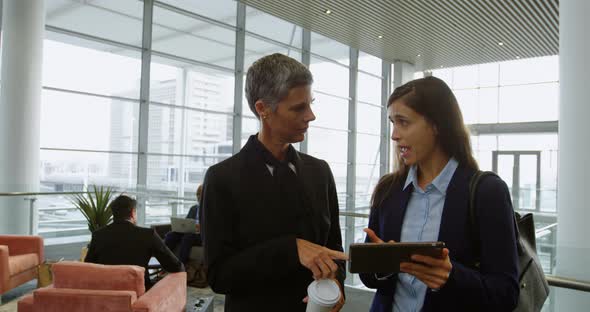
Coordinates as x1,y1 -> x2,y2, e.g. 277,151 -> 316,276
363,228 -> 396,244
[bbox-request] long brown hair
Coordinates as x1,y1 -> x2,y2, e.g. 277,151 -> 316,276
371,76 -> 479,209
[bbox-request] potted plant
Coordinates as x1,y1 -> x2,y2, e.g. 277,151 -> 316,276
71,185 -> 115,233
71,185 -> 115,261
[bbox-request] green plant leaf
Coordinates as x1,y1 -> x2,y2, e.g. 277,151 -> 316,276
71,185 -> 115,233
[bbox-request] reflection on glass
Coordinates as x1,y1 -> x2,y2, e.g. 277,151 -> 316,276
152,6 -> 236,69
244,35 -> 302,72
310,32 -> 349,66
158,0 -> 237,25
246,7 -> 302,47
40,150 -> 138,190
46,0 -> 144,45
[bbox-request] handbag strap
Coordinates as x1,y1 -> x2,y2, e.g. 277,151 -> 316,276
468,171 -> 522,259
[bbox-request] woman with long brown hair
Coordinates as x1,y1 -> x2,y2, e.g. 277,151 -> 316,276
359,77 -> 519,311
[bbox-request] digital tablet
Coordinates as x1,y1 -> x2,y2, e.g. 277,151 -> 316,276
348,242 -> 446,274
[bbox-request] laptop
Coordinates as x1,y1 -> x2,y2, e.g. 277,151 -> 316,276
170,217 -> 197,233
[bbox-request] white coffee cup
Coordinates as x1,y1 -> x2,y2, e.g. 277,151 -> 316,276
306,279 -> 341,312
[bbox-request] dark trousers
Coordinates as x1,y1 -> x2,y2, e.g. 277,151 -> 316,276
164,231 -> 201,263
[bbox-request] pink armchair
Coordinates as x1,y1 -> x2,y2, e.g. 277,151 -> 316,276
17,261 -> 187,312
0,235 -> 44,299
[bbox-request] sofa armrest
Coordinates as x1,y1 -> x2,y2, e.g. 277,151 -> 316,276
133,272 -> 186,312
0,245 -> 9,292
33,287 -> 137,312
0,235 -> 44,263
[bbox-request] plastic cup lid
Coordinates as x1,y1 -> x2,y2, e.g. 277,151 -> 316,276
307,279 -> 341,307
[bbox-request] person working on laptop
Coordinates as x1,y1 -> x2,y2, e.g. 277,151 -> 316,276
85,195 -> 184,289
165,184 -> 203,263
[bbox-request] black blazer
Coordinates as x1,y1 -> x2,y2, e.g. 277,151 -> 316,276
85,220 -> 184,289
359,166 -> 519,312
200,138 -> 345,312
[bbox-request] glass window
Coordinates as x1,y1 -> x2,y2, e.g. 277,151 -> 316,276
431,68 -> 453,88
244,35 -> 302,71
478,88 -> 499,124
311,94 -> 348,131
358,52 -> 382,76
499,56 -> 558,85
357,103 -> 381,135
46,0 -> 144,45
43,37 -> 142,98
479,63 -> 499,87
452,65 -> 478,89
146,154 -> 224,194
152,6 -> 235,69
241,117 -> 259,146
310,32 -> 349,66
147,104 -> 233,156
356,133 -> 381,165
307,127 -> 348,164
246,7 -> 302,47
357,73 -> 381,105
311,57 -> 349,97
151,56 -> 235,113
40,150 -> 137,190
41,89 -> 139,153
158,0 -> 237,25
498,83 -> 559,122
455,89 -> 478,124
471,135 -> 497,171
307,126 -> 348,209
356,163 -> 380,209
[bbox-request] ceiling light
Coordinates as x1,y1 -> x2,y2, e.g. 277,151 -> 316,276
416,54 -> 421,57
516,55 -> 521,59
498,42 -> 505,46
440,65 -> 444,68
324,9 -> 331,15
378,35 -> 383,39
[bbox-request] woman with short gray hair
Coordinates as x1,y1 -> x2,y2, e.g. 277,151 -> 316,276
200,53 -> 347,311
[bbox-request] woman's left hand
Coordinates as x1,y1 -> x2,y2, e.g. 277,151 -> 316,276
400,248 -> 452,290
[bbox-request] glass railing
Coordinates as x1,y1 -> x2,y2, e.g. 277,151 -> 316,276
1,189 -> 587,309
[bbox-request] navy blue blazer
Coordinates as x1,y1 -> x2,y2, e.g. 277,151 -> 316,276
359,166 -> 519,312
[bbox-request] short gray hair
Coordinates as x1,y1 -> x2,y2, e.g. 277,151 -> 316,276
245,53 -> 313,119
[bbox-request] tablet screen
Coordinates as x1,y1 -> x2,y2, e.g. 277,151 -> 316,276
348,242 -> 445,274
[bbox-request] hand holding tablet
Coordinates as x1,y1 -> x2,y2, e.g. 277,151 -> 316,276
348,241 -> 446,274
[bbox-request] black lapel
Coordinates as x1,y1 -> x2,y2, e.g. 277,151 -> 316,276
438,166 -> 471,244
381,184 -> 413,242
292,150 -> 315,206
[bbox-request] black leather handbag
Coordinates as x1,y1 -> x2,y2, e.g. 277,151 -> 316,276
468,171 -> 550,312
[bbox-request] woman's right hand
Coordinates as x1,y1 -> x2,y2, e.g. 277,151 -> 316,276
363,228 -> 396,244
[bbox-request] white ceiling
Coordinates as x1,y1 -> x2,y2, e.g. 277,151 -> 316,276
240,0 -> 559,70
43,1 -> 558,71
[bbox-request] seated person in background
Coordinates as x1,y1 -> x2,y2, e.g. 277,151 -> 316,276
85,195 -> 184,289
165,184 -> 203,264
